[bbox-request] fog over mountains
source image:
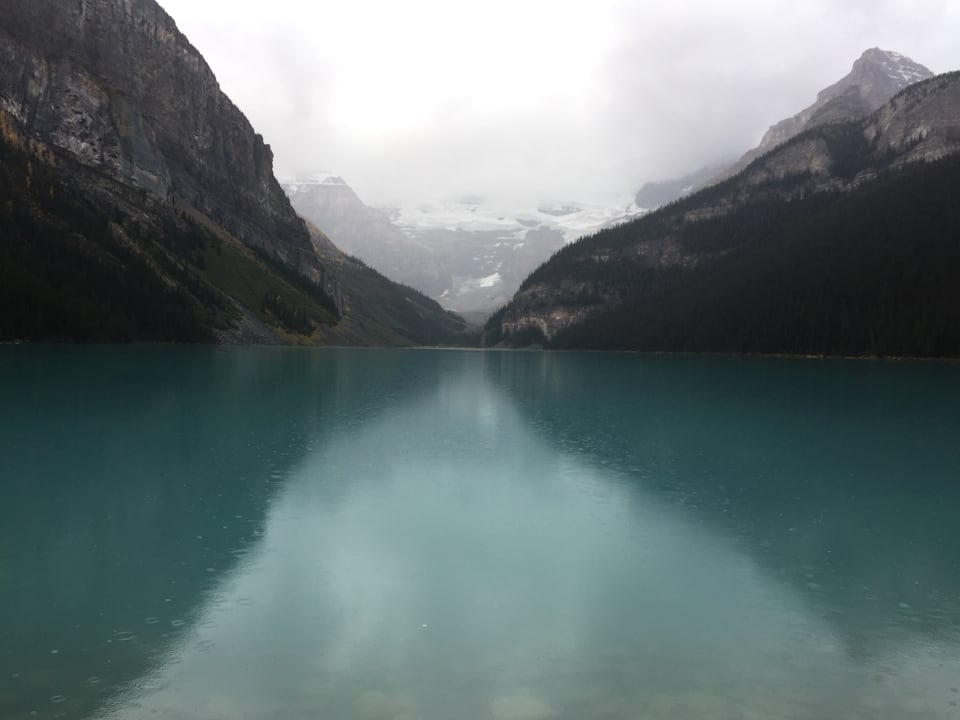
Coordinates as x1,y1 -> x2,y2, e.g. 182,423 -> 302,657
637,48 -> 935,209
486,68 -> 960,357
155,0 -> 960,211
0,0 -> 467,345
285,178 -> 643,316
286,49 -> 938,319
2,0 -> 958,356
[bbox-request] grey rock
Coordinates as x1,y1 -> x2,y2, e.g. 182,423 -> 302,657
639,49 -> 934,207
0,0 -> 323,280
721,48 -> 934,182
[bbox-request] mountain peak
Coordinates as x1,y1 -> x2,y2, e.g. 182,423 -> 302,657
818,48 -> 933,107
748,48 -> 934,159
858,47 -> 920,68
286,173 -> 348,187
860,47 -> 902,62
637,49 -> 935,208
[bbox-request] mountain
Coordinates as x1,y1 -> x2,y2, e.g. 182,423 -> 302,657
758,49 -> 932,155
286,178 -> 642,317
487,72 -> 960,358
0,0 -> 465,346
302,221 -> 470,346
637,49 -> 934,209
284,176 -> 447,297
633,164 -> 730,210
390,197 -> 621,315
725,48 -> 934,179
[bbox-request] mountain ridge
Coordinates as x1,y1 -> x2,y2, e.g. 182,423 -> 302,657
637,48 -> 935,208
285,178 -> 642,316
0,0 -> 469,345
488,70 -> 960,357
0,0 -> 322,275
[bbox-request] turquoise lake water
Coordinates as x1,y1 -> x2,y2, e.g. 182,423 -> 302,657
1,347 -> 959,720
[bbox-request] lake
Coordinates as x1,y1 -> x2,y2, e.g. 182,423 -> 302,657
1,347 -> 959,720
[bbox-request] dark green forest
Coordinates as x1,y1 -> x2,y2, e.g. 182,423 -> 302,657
332,255 -> 472,346
488,153 -> 960,357
1,141 -> 214,342
0,137 -> 342,343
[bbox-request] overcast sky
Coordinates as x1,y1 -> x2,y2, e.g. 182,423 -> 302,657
157,0 -> 959,208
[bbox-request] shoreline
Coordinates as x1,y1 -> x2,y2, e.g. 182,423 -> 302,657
2,340 -> 959,363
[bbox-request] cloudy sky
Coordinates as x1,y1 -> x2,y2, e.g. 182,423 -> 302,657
157,0 -> 959,208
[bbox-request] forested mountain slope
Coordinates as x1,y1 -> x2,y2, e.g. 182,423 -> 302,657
0,0 -> 465,345
487,73 -> 960,357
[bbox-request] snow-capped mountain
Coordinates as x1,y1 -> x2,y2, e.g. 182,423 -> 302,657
747,48 -> 934,162
636,48 -> 934,208
397,197 -> 646,314
395,197 -> 645,242
285,179 -> 645,317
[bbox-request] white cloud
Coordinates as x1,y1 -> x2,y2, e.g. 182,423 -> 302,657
156,0 -> 960,206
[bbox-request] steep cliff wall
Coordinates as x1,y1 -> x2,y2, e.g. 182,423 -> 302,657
727,49 -> 935,179
0,0 -> 320,276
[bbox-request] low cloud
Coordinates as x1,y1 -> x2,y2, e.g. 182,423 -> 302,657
159,0 -> 960,207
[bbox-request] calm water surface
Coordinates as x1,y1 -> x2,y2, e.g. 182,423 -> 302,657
1,347 -> 960,720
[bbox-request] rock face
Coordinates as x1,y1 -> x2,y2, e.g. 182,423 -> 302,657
0,0 -> 473,345
638,49 -> 934,208
727,48 -> 934,177
864,72 -> 960,166
754,49 -> 932,155
0,0 -> 320,277
490,71 -> 960,356
729,72 -> 960,193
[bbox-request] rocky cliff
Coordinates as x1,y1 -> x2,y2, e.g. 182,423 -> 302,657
0,0 -> 472,345
753,49 -> 932,155
638,49 -> 934,208
0,0 -> 322,276
727,72 -> 960,195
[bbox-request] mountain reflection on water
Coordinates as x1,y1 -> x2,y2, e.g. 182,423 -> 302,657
488,352 -> 960,656
2,348 -> 959,720
0,347 -> 432,720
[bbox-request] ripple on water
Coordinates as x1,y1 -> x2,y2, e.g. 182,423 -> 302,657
132,678 -> 169,693
492,694 -> 554,720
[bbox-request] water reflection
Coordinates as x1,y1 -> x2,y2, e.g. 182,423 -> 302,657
71,350 -> 960,719
0,347 -> 435,720
491,352 -> 960,704
487,352 -> 960,643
